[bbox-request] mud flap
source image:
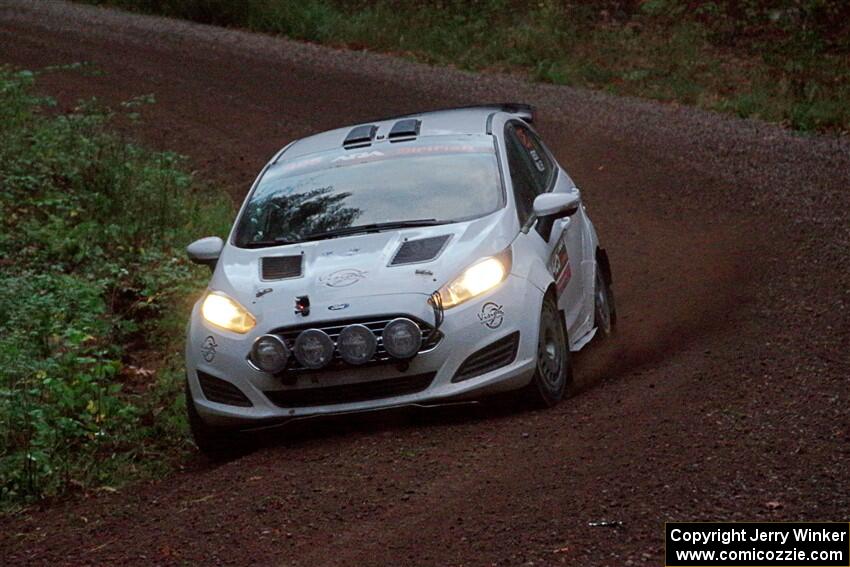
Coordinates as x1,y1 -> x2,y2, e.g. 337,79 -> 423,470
597,248 -> 613,286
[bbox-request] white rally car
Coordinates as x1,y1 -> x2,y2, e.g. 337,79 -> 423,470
185,104 -> 615,453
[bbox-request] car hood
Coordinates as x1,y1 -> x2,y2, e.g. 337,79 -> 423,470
208,209 -> 516,320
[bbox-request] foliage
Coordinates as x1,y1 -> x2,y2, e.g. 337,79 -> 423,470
83,0 -> 850,132
0,67 -> 234,508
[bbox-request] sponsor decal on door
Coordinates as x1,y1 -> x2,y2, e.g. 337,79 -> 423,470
548,236 -> 571,294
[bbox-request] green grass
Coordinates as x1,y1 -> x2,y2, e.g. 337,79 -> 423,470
0,66 -> 234,510
81,0 -> 850,133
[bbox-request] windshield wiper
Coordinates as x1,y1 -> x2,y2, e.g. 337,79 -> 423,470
242,220 -> 446,248
299,219 -> 446,242
242,237 -> 297,249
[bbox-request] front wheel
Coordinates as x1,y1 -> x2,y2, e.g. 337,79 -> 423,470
186,382 -> 244,458
524,294 -> 572,408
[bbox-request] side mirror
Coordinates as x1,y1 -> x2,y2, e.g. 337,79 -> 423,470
533,190 -> 581,242
533,190 -> 581,218
187,237 -> 223,270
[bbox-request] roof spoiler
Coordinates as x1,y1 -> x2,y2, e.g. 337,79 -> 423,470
435,102 -> 535,123
493,102 -> 535,123
353,102 -> 536,129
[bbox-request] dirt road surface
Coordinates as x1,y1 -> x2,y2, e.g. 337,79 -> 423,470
1,1 -> 848,565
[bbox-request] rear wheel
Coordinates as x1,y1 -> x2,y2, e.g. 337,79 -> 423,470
186,382 -> 243,458
525,294 -> 572,407
594,266 -> 616,339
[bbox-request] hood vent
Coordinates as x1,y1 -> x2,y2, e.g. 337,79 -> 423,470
390,235 -> 451,266
261,255 -> 303,280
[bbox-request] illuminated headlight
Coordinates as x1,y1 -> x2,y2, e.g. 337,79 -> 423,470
250,334 -> 289,373
201,291 -> 256,333
382,318 -> 422,359
337,324 -> 377,365
438,248 -> 512,308
293,329 -> 334,369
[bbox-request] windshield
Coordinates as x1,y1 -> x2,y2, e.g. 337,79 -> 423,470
233,137 -> 503,247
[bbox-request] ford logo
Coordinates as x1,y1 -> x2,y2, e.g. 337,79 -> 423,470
328,303 -> 350,311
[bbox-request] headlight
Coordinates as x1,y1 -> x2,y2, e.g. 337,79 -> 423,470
293,329 -> 335,369
201,291 -> 256,333
438,248 -> 512,308
250,334 -> 289,373
337,324 -> 377,365
382,317 -> 422,359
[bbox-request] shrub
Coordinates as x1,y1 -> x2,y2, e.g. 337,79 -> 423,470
0,66 -> 234,508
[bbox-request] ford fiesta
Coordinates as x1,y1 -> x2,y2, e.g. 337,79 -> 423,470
184,103 -> 615,453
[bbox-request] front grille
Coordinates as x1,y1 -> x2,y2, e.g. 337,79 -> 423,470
261,255 -> 302,280
197,371 -> 253,407
452,331 -> 520,383
270,315 -> 442,373
389,235 -> 451,266
264,372 -> 435,408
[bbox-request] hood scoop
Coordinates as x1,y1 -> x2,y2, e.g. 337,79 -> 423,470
389,235 -> 451,266
261,255 -> 303,280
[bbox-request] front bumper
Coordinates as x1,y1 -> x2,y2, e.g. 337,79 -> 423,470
186,274 -> 543,428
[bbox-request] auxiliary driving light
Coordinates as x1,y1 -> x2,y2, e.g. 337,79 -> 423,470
382,318 -> 422,359
293,329 -> 335,369
337,324 -> 377,365
250,334 -> 289,373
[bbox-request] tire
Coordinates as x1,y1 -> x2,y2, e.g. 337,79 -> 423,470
185,382 -> 243,458
524,294 -> 572,408
594,265 -> 617,339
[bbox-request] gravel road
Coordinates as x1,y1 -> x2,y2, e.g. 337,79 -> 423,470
1,1 -> 848,565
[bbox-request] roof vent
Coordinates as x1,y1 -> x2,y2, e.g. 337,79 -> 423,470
389,235 -> 451,266
388,118 -> 421,142
261,255 -> 303,280
343,124 -> 378,148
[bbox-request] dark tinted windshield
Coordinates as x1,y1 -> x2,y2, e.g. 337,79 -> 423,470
234,137 -> 503,247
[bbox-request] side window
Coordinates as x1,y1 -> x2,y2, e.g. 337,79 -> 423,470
508,123 -> 554,191
505,127 -> 538,225
505,122 -> 554,225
